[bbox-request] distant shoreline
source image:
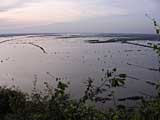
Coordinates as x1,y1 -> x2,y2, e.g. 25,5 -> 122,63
0,33 -> 158,38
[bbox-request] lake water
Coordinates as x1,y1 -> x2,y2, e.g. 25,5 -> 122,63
0,33 -> 159,107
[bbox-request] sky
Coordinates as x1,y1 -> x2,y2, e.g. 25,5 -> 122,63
0,0 -> 159,34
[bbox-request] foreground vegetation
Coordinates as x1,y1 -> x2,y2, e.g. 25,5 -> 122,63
0,71 -> 160,120
0,44 -> 160,120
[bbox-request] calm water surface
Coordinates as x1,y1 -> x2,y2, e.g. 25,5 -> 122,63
0,34 -> 159,107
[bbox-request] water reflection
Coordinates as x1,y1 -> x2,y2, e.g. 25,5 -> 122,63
0,34 -> 159,107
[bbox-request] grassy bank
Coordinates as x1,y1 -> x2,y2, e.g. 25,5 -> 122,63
0,75 -> 160,120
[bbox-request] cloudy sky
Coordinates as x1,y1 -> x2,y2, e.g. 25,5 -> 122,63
0,0 -> 159,33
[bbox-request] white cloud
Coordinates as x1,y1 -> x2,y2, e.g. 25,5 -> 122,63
0,0 -> 20,7
0,0 -> 159,33
0,1 -> 82,24
0,0 -> 128,25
